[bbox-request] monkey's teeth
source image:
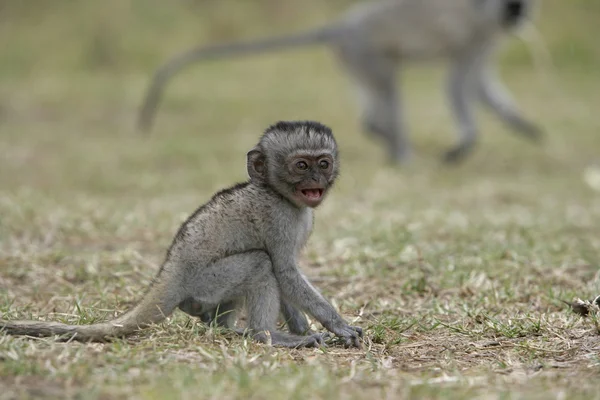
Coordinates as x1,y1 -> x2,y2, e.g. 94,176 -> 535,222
301,189 -> 322,199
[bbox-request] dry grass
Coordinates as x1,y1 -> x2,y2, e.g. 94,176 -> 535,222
1,1 -> 600,399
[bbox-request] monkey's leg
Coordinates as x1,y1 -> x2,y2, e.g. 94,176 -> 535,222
476,65 -> 543,142
178,298 -> 238,328
188,296 -> 319,337
443,54 -> 481,164
185,251 -> 326,348
281,300 -> 312,335
183,297 -> 314,336
281,300 -> 333,340
337,48 -> 410,163
181,292 -> 321,338
203,301 -> 238,327
279,271 -> 313,335
246,271 -> 328,348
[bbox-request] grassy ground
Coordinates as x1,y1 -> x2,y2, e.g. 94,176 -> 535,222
1,0 -> 600,398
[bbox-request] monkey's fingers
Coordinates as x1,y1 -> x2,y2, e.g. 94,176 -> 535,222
330,325 -> 363,349
318,331 -> 334,341
342,334 -> 362,349
347,326 -> 363,348
309,333 -> 329,347
351,326 -> 363,337
288,333 -> 328,349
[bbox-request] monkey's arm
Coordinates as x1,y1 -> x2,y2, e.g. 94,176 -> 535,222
281,299 -> 314,335
270,251 -> 362,348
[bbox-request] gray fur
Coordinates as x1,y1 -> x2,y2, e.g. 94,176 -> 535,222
137,0 -> 542,164
0,120 -> 362,349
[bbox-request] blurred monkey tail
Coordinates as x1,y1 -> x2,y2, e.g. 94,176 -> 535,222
137,27 -> 337,133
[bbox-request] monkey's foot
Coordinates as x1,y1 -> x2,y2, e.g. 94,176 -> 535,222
442,142 -> 476,164
380,145 -> 412,166
313,331 -> 333,341
388,150 -> 412,166
255,330 -> 328,348
235,329 -> 328,348
515,121 -> 545,143
327,324 -> 363,348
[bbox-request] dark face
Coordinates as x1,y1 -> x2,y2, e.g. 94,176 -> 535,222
502,0 -> 529,28
246,121 -> 339,208
284,153 -> 335,208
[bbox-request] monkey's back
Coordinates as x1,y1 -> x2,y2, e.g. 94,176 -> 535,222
164,183 -> 270,264
338,0 -> 504,60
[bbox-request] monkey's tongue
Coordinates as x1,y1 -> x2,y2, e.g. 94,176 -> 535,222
302,189 -> 322,199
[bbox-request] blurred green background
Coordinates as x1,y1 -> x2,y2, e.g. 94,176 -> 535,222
1,0 -> 599,197
1,0 -> 599,75
1,2 -> 600,398
1,0 -> 599,234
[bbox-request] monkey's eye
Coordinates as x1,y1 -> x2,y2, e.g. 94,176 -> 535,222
318,160 -> 330,169
296,161 -> 308,171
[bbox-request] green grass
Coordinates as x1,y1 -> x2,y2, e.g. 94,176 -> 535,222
1,0 -> 600,398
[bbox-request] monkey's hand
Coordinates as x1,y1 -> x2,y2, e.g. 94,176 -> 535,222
325,320 -> 363,348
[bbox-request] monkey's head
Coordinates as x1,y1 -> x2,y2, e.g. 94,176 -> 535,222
247,121 -> 339,208
478,0 -> 537,30
502,0 -> 533,28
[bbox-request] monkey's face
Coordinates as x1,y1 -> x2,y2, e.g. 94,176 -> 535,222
502,0 -> 530,28
478,0 -> 534,30
494,0 -> 535,29
249,121 -> 340,208
279,153 -> 336,208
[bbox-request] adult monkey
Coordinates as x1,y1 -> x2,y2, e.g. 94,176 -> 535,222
0,121 -> 363,349
137,0 -> 543,164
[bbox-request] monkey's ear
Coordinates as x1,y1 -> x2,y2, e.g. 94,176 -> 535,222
246,146 -> 266,182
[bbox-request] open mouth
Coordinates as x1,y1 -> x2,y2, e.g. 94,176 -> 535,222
300,188 -> 324,201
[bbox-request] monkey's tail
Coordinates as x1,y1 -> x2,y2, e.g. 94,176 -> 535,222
137,26 -> 337,133
0,272 -> 183,342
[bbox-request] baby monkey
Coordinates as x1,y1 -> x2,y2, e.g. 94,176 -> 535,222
0,121 -> 362,349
